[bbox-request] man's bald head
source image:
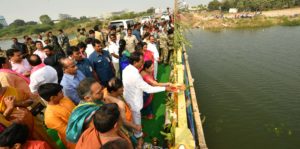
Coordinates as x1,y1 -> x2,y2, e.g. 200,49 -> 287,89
28,54 -> 42,66
60,58 -> 78,75
60,58 -> 73,69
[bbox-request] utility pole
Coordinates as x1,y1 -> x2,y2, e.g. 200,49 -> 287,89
174,0 -> 178,23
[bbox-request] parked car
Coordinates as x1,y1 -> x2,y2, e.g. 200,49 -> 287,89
109,19 -> 135,30
161,12 -> 170,21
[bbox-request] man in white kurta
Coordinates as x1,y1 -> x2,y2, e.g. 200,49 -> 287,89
33,41 -> 47,62
122,52 -> 167,138
108,34 -> 120,77
147,36 -> 159,80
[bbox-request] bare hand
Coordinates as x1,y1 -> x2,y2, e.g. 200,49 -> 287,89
166,84 -> 186,92
165,86 -> 173,92
14,100 -> 34,107
30,93 -> 40,100
9,107 -> 32,124
166,82 -> 172,86
4,96 -> 15,110
157,58 -> 162,63
23,71 -> 30,77
178,84 -> 186,91
135,124 -> 142,131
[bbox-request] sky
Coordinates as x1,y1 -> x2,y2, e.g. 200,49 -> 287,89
0,0 -> 210,24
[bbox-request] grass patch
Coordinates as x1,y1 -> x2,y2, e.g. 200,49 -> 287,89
281,17 -> 300,26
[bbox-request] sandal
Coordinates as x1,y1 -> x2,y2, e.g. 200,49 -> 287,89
146,114 -> 155,120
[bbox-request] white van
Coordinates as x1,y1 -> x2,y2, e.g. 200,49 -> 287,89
141,16 -> 152,24
109,19 -> 135,30
161,12 -> 170,21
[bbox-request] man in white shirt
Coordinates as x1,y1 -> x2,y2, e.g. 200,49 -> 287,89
36,34 -> 46,47
33,41 -> 47,62
85,38 -> 95,58
122,52 -> 171,140
28,54 -> 58,93
108,34 -> 119,77
124,29 -> 138,53
147,35 -> 160,80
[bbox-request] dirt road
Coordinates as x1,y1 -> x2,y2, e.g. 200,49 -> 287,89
262,7 -> 300,17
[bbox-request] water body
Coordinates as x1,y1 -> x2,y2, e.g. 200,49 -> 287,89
186,26 -> 300,149
0,38 -> 22,50
0,34 -> 76,50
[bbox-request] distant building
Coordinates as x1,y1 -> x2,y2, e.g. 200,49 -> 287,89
111,9 -> 129,16
155,8 -> 162,14
89,17 -> 100,21
0,16 -> 8,27
229,8 -> 238,13
53,20 -> 61,24
100,9 -> 129,19
189,6 -> 201,12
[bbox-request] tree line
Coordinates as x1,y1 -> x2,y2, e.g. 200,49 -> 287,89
0,14 -> 90,38
0,7 -> 155,38
208,0 -> 300,11
109,7 -> 155,20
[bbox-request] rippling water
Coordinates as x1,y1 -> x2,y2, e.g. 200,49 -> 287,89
186,26 -> 300,149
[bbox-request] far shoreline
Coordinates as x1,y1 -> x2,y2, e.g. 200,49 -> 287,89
180,7 -> 300,31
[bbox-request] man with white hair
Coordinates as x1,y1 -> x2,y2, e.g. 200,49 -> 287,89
60,58 -> 86,105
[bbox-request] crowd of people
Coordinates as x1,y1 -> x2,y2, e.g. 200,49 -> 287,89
0,11 -> 179,149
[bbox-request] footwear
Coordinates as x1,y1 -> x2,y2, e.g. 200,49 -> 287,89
146,114 -> 155,120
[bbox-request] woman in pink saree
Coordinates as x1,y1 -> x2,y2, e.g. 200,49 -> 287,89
141,42 -> 154,63
136,42 -> 154,74
140,60 -> 171,119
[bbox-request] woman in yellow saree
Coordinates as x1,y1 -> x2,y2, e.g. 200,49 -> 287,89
0,83 -> 58,149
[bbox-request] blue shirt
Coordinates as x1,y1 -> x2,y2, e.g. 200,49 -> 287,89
88,50 -> 115,86
76,58 -> 93,78
60,70 -> 86,104
132,29 -> 142,42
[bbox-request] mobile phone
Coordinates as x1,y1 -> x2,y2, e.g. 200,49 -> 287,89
30,102 -> 45,116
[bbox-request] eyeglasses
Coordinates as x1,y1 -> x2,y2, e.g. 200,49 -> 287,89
90,84 -> 104,95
